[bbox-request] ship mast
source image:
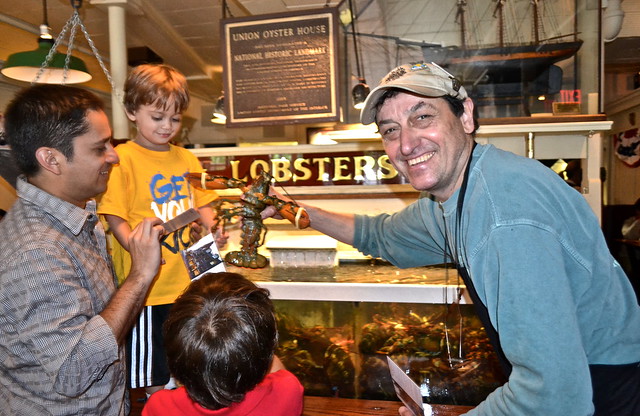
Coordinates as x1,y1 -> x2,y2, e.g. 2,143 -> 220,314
532,0 -> 540,44
493,0 -> 505,47
455,0 -> 467,49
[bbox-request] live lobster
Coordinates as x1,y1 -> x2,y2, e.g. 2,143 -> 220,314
186,170 -> 310,268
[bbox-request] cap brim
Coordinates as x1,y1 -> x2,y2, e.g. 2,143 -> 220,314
359,84 -> 450,125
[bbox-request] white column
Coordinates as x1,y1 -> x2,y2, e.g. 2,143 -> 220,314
90,0 -> 129,140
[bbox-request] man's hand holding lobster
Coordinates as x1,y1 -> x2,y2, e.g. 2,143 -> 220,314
259,186 -> 309,230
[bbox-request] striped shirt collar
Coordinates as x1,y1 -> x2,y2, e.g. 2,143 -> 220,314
16,175 -> 98,236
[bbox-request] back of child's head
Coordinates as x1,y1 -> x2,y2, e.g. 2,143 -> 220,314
124,64 -> 190,115
163,272 -> 278,410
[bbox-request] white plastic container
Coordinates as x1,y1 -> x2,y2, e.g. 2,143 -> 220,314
266,235 -> 338,268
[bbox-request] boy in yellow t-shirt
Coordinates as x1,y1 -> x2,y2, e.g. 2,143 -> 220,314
98,64 -> 221,396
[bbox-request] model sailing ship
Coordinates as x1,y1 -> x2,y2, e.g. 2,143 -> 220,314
422,0 -> 582,91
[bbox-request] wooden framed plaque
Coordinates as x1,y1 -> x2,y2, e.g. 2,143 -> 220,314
221,8 -> 340,127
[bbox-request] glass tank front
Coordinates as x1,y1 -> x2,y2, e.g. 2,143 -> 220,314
226,262 -> 506,405
272,299 -> 506,406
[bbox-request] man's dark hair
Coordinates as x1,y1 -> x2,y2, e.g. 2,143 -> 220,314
374,88 -> 479,134
4,84 -> 105,176
164,272 -> 278,410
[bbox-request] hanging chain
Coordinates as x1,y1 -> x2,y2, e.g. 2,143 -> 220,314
441,214 -> 456,368
33,16 -> 73,84
62,14 -> 79,84
75,13 -> 124,104
31,7 -> 124,106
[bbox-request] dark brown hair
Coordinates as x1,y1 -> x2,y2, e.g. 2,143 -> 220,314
4,84 -> 105,176
163,272 -> 277,410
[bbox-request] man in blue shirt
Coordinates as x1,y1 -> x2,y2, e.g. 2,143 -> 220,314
266,63 -> 640,415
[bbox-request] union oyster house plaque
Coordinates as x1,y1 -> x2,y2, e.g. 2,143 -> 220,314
221,8 -> 340,127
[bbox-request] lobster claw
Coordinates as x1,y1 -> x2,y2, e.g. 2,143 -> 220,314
277,202 -> 310,229
186,172 -> 246,191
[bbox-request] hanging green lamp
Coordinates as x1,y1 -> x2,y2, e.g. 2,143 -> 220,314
1,0 -> 92,84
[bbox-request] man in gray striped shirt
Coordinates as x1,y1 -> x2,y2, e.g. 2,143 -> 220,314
0,85 -> 164,415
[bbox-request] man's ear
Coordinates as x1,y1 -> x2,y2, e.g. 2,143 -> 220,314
460,98 -> 476,134
35,147 -> 62,175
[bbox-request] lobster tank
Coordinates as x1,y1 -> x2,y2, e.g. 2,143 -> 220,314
226,262 -> 506,406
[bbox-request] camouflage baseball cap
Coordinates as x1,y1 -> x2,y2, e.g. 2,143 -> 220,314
360,62 -> 468,125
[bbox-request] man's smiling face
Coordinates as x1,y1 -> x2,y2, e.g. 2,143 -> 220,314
376,92 -> 475,201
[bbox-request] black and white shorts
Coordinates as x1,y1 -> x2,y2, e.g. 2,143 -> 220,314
126,304 -> 172,389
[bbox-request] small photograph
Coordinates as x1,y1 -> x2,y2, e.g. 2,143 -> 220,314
181,233 -> 225,280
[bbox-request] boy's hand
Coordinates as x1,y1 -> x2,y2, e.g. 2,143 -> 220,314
213,223 -> 229,248
190,220 -> 205,243
189,218 -> 229,249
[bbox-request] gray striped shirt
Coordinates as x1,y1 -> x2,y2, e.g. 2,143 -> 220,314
0,176 -> 128,415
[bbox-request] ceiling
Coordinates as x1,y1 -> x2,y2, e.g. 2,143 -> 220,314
1,0 -> 639,106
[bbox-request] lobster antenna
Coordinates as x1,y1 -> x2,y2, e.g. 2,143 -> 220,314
276,181 -> 297,204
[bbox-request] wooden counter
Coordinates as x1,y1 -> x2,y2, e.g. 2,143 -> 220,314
131,389 -> 474,415
302,395 -> 473,416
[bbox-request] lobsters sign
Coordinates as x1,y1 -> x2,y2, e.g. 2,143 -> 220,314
198,149 -> 410,189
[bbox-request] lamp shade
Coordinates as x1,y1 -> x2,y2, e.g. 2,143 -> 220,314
1,39 -> 91,84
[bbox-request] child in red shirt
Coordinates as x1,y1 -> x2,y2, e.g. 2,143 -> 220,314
142,272 -> 303,416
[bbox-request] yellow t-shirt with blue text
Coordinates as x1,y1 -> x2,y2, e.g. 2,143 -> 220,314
98,141 -> 217,305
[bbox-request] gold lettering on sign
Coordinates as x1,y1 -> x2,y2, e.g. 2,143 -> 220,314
230,160 -> 248,182
378,155 -> 396,179
333,157 -> 352,181
312,157 -> 331,181
293,159 -> 312,181
353,156 -> 376,180
213,154 -> 400,185
272,159 -> 293,182
232,31 -> 261,41
296,25 -> 326,35
250,160 -> 270,178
